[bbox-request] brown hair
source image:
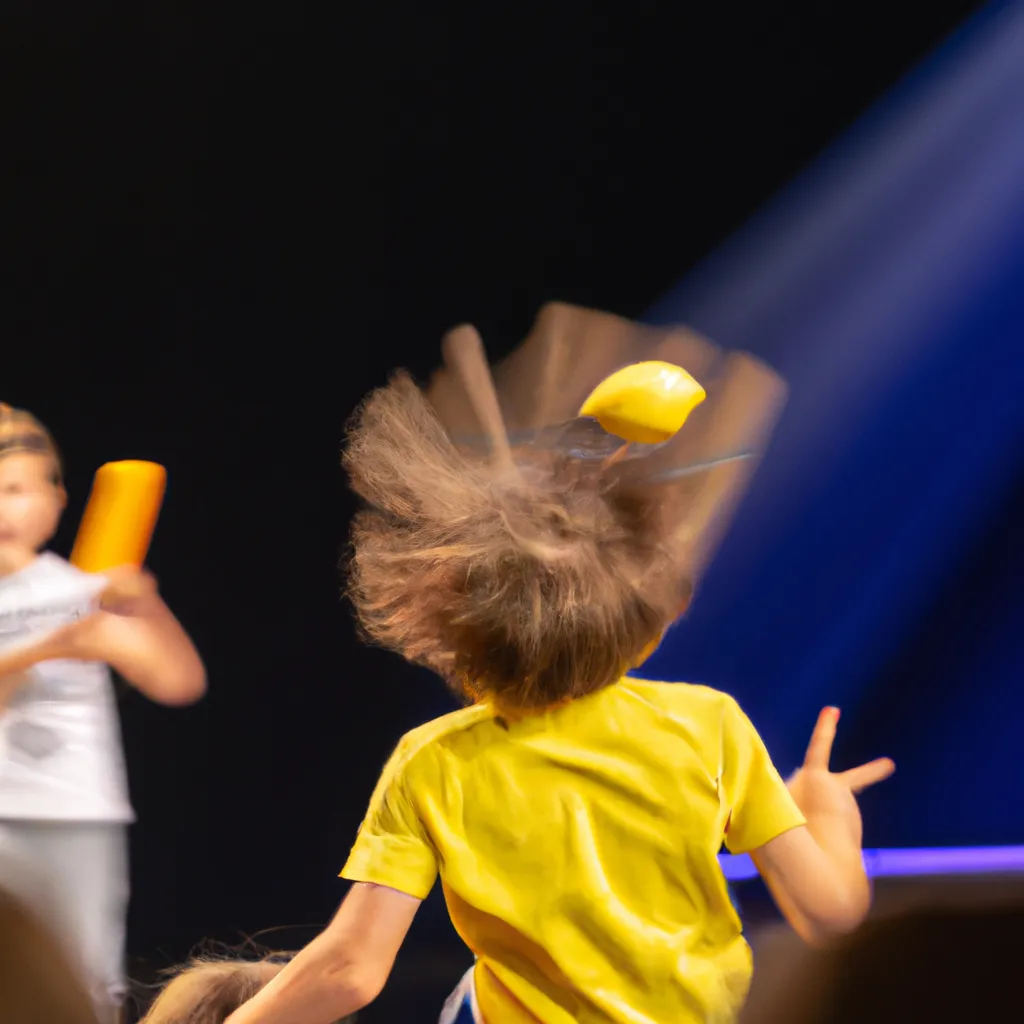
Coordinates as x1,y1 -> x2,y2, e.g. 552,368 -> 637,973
0,885 -> 99,1024
142,956 -> 356,1024
343,372 -> 690,712
0,403 -> 63,483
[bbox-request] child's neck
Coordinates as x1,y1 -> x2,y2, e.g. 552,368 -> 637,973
0,545 -> 43,578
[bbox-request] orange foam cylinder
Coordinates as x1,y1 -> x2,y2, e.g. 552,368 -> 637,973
70,460 -> 167,573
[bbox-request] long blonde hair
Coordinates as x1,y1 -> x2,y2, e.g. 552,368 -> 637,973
142,954 -> 355,1024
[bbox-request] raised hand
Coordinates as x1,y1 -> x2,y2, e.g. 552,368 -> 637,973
786,707 -> 895,847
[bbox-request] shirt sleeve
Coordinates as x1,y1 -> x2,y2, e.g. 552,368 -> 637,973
340,737 -> 439,900
719,695 -> 806,854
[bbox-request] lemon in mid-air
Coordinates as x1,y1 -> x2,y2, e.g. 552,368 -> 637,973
579,361 -> 706,444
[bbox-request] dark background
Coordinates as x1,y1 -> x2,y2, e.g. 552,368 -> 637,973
1,1 -> 988,1016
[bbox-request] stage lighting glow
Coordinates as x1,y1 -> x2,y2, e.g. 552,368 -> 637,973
721,845 -> 1024,881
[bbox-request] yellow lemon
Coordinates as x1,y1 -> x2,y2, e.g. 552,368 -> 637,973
579,361 -> 706,444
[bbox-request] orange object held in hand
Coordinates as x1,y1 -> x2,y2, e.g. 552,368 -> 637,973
70,461 -> 167,573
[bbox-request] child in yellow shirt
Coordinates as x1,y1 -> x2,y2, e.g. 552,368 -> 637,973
228,345 -> 894,1024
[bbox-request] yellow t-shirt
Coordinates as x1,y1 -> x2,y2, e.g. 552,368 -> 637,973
341,679 -> 804,1024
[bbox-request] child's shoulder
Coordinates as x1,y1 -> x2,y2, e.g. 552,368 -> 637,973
387,683 -> 743,773
16,553 -> 104,602
32,552 -> 83,580
621,677 -> 741,718
389,703 -> 496,768
33,553 -> 106,596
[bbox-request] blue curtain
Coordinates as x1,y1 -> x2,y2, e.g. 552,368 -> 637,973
640,0 -> 1024,846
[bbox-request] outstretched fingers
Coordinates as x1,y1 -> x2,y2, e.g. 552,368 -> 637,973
800,706 -> 895,794
803,706 -> 840,771
837,757 -> 896,794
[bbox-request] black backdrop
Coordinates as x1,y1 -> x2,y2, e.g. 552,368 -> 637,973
2,0 -> 983,1009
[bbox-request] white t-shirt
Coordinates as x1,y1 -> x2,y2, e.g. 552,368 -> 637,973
0,553 -> 134,823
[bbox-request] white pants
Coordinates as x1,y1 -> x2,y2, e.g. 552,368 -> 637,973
439,965 -> 482,1024
0,821 -> 128,1023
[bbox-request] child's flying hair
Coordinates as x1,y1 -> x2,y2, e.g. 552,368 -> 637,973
344,303 -> 786,712
141,951 -> 356,1024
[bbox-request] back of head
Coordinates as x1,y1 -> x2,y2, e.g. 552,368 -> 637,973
142,957 -> 355,1024
0,885 -> 99,1024
142,959 -> 273,1024
344,373 -> 690,713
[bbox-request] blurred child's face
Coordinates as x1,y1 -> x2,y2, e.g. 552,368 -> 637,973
0,454 -> 65,560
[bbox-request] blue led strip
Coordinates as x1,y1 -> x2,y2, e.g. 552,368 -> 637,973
721,846 -> 1024,882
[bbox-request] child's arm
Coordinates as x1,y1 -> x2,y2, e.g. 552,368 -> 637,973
751,707 -> 894,945
225,882 -> 421,1024
66,567 -> 206,706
